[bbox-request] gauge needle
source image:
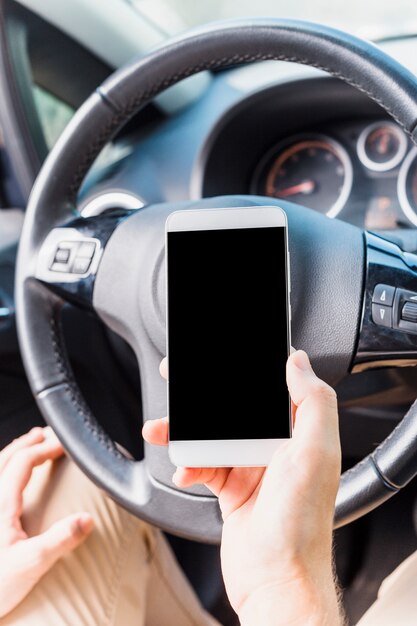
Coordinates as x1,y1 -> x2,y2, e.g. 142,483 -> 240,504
377,134 -> 389,155
275,180 -> 315,197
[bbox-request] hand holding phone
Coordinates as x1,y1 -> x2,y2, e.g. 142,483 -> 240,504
166,206 -> 291,467
143,351 -> 342,626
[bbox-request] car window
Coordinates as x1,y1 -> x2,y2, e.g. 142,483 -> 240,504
141,0 -> 417,40
33,85 -> 74,150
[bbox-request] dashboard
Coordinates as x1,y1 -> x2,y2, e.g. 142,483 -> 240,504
5,0 -> 417,244
251,120 -> 417,231
194,76 -> 417,235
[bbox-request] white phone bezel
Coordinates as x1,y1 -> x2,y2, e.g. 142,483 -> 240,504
165,206 -> 291,467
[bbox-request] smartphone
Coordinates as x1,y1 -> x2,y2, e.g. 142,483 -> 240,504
166,206 -> 291,467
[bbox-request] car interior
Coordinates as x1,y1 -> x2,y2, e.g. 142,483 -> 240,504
3,1 -> 417,624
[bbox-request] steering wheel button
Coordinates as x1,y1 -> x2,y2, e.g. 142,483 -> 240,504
372,284 -> 395,306
54,247 -> 71,264
401,301 -> 417,323
77,241 -> 96,259
372,303 -> 392,328
50,262 -> 71,273
72,256 -> 92,274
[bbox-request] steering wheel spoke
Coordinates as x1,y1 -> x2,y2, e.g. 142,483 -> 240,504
353,232 -> 417,371
34,210 -> 131,308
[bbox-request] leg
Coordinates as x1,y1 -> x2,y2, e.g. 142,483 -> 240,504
145,529 -> 220,626
1,456 -> 220,626
356,550 -> 417,625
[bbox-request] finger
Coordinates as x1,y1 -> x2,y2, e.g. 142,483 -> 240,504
0,427 -> 45,473
0,513 -> 93,619
287,350 -> 336,410
0,435 -> 65,518
24,513 -> 93,578
219,467 -> 266,518
143,420 -> 231,495
142,417 -> 168,446
286,350 -> 339,451
159,357 -> 168,380
172,466 -> 230,497
286,350 -> 321,406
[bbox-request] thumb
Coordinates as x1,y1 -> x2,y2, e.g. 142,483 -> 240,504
25,513 -> 94,578
286,350 -> 339,448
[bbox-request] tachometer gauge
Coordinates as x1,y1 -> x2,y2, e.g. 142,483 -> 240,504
258,134 -> 353,218
398,147 -> 417,226
357,121 -> 407,172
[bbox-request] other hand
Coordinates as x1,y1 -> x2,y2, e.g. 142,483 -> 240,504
0,427 -> 93,618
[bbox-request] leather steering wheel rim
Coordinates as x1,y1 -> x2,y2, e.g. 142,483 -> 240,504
15,19 -> 417,543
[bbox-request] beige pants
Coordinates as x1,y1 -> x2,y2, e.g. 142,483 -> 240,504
356,549 -> 417,625
2,455 -> 417,626
0,457 -> 220,626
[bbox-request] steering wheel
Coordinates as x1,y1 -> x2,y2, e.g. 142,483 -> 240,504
15,19 -> 417,543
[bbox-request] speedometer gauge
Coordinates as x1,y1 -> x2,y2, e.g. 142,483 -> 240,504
256,134 -> 353,218
398,147 -> 417,226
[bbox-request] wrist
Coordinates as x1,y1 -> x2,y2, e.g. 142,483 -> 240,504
237,569 -> 343,626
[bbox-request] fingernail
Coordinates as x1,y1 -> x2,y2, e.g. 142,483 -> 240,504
77,513 -> 94,535
29,427 -> 44,439
293,350 -> 312,371
172,470 -> 181,486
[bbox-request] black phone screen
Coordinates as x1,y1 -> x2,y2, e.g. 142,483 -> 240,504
167,225 -> 290,441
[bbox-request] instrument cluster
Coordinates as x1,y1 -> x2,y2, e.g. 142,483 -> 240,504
252,120 -> 417,230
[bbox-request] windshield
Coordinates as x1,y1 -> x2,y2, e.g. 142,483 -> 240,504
144,0 -> 417,41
